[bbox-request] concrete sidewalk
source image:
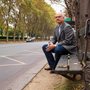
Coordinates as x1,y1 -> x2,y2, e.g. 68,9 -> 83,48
23,64 -> 83,90
23,64 -> 62,90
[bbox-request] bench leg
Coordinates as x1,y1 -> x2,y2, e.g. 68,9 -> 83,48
60,73 -> 83,81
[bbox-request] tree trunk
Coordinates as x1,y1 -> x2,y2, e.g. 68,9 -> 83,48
22,31 -> 25,41
19,33 -> 21,41
13,23 -> 17,42
6,31 -> 9,42
6,20 -> 9,42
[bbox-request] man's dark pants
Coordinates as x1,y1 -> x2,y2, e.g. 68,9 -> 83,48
42,44 -> 69,70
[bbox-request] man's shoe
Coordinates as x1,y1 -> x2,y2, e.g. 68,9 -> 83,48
50,70 -> 55,74
44,67 -> 52,70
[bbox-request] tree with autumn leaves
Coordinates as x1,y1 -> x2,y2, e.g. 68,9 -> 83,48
0,0 -> 55,41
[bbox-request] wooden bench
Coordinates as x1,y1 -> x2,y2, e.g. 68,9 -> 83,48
54,54 -> 83,80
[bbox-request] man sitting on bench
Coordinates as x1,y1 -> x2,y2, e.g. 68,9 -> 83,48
42,12 -> 77,73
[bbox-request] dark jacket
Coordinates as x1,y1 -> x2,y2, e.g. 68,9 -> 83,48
51,22 -> 77,54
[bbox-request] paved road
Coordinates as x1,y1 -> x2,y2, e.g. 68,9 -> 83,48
0,41 -> 47,90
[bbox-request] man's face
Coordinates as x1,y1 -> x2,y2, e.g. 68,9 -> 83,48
55,14 -> 64,24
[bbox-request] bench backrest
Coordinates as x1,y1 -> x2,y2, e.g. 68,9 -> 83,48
85,19 -> 90,37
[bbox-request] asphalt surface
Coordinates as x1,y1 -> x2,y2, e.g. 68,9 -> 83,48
0,41 -> 47,90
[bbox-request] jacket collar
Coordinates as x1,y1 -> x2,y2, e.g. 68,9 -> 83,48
58,22 -> 65,29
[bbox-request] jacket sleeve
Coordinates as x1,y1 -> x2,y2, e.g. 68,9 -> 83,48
59,26 -> 75,45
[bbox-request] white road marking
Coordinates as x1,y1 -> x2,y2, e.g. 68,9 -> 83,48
0,50 -> 42,67
24,50 -> 42,54
74,63 -> 78,64
0,64 -> 26,67
1,56 -> 26,65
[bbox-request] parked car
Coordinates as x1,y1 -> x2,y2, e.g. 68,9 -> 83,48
26,37 -> 36,42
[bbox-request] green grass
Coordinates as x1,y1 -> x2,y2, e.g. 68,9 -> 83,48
54,79 -> 84,90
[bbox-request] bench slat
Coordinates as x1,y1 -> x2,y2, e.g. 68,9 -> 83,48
55,54 -> 82,72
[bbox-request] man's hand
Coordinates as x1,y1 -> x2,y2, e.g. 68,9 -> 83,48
46,42 -> 56,51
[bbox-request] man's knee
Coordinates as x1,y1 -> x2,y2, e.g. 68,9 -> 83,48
54,45 -> 61,53
42,44 -> 48,51
55,48 -> 60,53
54,45 -> 66,54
